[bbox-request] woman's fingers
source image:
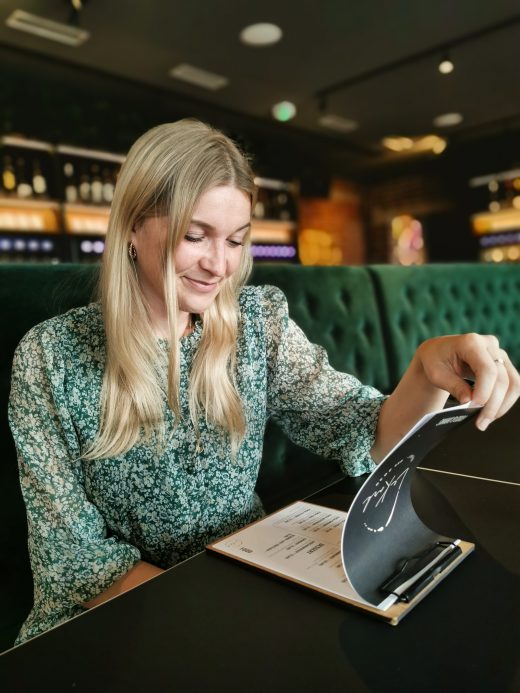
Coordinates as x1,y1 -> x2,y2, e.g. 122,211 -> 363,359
493,350 -> 520,420
418,334 -> 520,430
475,348 -> 511,430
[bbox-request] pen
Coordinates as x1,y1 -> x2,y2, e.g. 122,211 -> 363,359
399,544 -> 462,602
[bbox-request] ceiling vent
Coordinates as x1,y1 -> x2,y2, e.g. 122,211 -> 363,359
168,63 -> 229,91
318,114 -> 358,133
5,9 -> 90,47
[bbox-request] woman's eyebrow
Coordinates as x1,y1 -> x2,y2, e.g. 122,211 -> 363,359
190,219 -> 251,233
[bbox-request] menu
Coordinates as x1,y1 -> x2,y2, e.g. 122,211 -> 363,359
208,402 -> 480,624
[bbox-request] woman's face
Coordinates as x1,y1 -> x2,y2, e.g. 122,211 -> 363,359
132,185 -> 251,318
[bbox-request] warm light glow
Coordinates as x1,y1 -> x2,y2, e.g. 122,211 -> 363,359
438,58 -> 454,74
298,228 -> 343,266
382,136 -> 414,152
391,215 -> 426,265
472,209 -> 520,234
382,134 -> 446,155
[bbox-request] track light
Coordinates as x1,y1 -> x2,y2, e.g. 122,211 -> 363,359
438,54 -> 454,74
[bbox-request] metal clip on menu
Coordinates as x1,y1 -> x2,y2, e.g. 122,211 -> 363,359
379,541 -> 462,603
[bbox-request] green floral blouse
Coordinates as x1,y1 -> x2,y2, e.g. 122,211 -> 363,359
9,285 -> 385,644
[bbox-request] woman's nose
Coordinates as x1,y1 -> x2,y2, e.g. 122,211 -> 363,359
200,241 -> 226,275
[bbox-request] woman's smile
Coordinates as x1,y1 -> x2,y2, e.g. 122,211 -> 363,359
182,276 -> 220,293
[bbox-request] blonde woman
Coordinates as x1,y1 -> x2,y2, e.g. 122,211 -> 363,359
9,119 -> 520,644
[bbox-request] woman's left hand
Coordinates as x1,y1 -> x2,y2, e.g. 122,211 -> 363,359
415,333 -> 520,430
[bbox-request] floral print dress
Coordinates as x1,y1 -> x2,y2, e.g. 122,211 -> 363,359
9,285 -> 385,643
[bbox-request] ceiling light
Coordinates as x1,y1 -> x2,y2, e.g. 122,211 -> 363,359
431,139 -> 447,154
433,112 -> 463,128
240,23 -> 282,46
168,64 -> 229,91
438,56 -> 454,74
272,101 -> 296,122
382,135 -> 447,155
318,114 -> 358,133
382,136 -> 414,152
413,135 -> 447,154
5,9 -> 89,46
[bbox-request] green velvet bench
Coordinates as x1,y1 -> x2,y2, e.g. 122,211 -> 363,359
1,261 -> 519,651
368,263 -> 520,383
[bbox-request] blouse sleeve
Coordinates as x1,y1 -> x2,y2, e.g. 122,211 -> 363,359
262,285 -> 386,477
8,323 -> 141,643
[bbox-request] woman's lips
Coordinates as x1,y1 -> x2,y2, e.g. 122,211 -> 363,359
183,277 -> 219,293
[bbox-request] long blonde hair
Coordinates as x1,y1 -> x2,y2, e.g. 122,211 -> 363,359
84,119 -> 256,460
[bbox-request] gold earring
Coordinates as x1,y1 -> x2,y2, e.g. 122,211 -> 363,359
128,242 -> 137,261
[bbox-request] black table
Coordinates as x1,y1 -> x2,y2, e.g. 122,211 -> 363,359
1,405 -> 519,692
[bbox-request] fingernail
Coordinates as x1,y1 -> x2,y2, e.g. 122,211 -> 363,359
477,418 -> 490,431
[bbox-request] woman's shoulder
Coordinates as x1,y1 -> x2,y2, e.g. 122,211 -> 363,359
238,283 -> 288,315
16,303 -> 104,356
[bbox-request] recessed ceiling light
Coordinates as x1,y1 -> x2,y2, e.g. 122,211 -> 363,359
382,136 -> 414,152
438,57 -> 454,74
168,63 -> 229,91
240,23 -> 282,46
433,112 -> 463,128
272,101 -> 296,122
5,9 -> 89,46
382,135 -> 447,155
318,114 -> 358,133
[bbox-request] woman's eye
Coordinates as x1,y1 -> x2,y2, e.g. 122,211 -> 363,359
184,235 -> 204,243
227,239 -> 244,247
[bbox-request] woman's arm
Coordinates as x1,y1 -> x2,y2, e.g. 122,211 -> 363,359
371,333 -> 520,464
84,560 -> 165,608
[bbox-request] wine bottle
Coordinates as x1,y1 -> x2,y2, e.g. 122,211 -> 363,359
90,163 -> 103,204
32,159 -> 47,197
102,167 -> 114,203
2,155 -> 16,195
64,161 -> 78,203
79,164 -> 91,203
16,157 -> 33,199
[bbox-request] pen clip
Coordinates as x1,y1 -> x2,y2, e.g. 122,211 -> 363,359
379,541 -> 460,598
398,544 -> 462,602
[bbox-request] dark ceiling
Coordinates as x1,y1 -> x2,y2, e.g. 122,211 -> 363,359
1,0 -> 520,172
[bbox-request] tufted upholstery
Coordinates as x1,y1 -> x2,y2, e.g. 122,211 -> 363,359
250,265 -> 390,512
251,265 -> 390,392
368,264 -> 520,384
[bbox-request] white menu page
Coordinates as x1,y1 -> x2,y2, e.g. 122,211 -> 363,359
211,501 -> 372,606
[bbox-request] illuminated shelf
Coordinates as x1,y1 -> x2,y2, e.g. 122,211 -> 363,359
0,197 -> 60,232
472,208 -> 520,234
250,219 -> 297,244
63,203 -> 110,235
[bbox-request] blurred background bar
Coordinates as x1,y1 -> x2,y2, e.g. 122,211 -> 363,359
0,1 -> 519,266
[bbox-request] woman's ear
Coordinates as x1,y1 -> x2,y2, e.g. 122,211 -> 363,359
131,219 -> 141,241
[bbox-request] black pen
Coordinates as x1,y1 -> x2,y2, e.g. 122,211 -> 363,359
399,544 -> 462,603
377,543 -> 462,610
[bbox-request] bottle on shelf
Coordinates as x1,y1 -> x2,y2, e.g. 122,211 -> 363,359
32,159 -> 48,198
2,155 -> 16,196
78,164 -> 91,204
102,167 -> 115,203
64,161 -> 78,203
16,157 -> 33,199
90,164 -> 103,204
